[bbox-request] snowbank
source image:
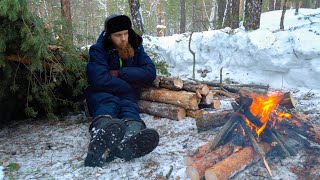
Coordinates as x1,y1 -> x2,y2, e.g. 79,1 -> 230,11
143,9 -> 320,90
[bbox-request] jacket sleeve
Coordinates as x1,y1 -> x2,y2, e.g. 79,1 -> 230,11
87,44 -> 134,95
118,45 -> 156,84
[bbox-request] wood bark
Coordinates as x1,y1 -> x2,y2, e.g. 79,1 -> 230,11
186,109 -> 208,118
186,143 -> 235,180
153,76 -> 183,90
138,100 -> 186,120
269,0 -> 275,10
128,0 -> 145,34
205,143 -> 272,180
60,0 -> 73,42
196,110 -> 233,132
217,0 -> 226,28
244,0 -> 262,30
231,0 -> 240,29
141,88 -> 200,110
180,0 -> 186,33
183,83 -> 210,96
279,91 -> 296,109
316,0 -> 320,8
280,0 -> 288,30
275,0 -> 281,10
280,112 -> 320,144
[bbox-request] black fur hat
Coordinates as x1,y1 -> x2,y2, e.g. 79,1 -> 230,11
104,14 -> 132,34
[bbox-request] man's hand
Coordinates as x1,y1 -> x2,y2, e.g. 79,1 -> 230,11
109,70 -> 119,77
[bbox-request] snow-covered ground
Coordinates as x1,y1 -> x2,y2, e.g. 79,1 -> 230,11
1,8 -> 320,180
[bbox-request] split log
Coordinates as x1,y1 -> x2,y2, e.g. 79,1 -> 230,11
210,97 -> 221,109
186,109 -> 208,118
195,110 -> 233,132
200,90 -> 214,105
186,143 -> 235,180
279,91 -> 296,109
141,88 -> 200,110
183,83 -> 210,96
205,142 -> 272,180
152,76 -> 183,90
138,100 -> 186,120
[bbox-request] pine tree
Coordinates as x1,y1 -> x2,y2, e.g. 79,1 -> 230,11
0,0 -> 87,123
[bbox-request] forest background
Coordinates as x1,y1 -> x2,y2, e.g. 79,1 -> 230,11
0,0 -> 319,125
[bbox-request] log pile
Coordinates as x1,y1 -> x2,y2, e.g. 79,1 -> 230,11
139,76 -> 221,120
185,87 -> 320,180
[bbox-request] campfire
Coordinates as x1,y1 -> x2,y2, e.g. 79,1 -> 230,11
186,88 -> 320,180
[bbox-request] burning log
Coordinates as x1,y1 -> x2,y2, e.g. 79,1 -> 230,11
234,112 -> 273,177
141,88 -> 200,110
186,143 -> 235,180
152,76 -> 183,90
195,110 -> 233,132
204,142 -> 272,180
271,129 -> 296,156
281,113 -> 320,144
138,100 -> 186,120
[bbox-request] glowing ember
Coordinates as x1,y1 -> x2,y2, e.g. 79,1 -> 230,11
247,91 -> 292,136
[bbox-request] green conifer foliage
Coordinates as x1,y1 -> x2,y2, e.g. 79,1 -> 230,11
0,0 -> 87,124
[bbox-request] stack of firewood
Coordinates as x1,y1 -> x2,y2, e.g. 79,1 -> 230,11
138,76 -> 221,120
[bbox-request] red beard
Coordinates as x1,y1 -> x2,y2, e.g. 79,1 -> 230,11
116,43 -> 134,60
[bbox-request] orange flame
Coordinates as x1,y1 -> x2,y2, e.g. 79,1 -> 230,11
248,91 -> 291,136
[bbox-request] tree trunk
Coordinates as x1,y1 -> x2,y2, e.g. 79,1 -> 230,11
205,143 -> 272,180
60,0 -> 73,43
295,0 -> 300,14
128,0 -> 145,35
269,0 -> 275,10
141,88 -> 200,110
222,0 -> 232,28
180,0 -> 186,33
217,0 -> 226,28
316,0 -> 320,8
244,0 -> 263,30
280,0 -> 288,30
275,0 -> 281,10
209,0 -> 217,30
301,0 -> 311,8
138,100 -> 186,120
231,0 -> 240,29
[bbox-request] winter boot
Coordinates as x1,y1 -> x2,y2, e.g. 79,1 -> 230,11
84,115 -> 125,167
114,119 -> 159,161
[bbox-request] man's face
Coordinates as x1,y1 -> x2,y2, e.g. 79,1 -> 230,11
110,30 -> 129,49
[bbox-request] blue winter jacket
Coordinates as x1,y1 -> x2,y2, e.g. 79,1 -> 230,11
86,30 -> 156,106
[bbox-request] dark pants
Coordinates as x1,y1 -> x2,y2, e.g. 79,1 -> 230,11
87,92 -> 140,120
